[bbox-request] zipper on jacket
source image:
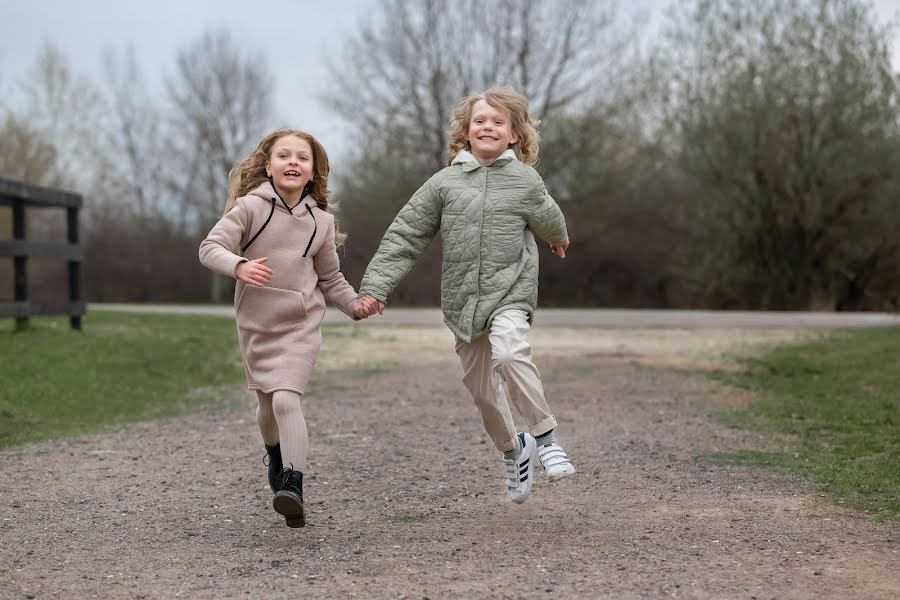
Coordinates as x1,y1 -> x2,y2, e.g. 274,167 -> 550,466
472,167 -> 487,334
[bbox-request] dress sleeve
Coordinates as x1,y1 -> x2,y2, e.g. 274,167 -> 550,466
199,201 -> 250,278
313,219 -> 359,319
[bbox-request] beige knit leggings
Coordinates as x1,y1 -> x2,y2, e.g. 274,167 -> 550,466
256,390 -> 308,473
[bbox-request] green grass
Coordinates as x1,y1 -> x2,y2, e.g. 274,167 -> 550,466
710,327 -> 900,522
0,312 -> 246,448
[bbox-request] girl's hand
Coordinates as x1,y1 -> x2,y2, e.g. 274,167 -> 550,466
351,298 -> 370,320
550,241 -> 569,259
236,257 -> 273,287
358,295 -> 385,316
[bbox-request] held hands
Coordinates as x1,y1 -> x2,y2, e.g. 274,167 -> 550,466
236,257 -> 273,287
351,298 -> 370,320
354,294 -> 385,319
549,240 -> 570,259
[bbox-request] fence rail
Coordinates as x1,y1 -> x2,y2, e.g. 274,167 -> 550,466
0,178 -> 83,330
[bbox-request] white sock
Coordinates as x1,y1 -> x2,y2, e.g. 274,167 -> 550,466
502,432 -> 523,460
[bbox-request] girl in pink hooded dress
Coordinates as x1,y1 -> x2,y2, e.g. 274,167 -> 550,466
200,129 -> 368,528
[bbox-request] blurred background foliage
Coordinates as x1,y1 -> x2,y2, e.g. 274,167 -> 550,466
1,0 -> 897,311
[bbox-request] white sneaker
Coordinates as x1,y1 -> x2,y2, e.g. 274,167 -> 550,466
504,432 -> 537,504
537,442 -> 576,482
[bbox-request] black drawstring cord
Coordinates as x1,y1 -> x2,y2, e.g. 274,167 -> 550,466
241,199 -> 275,252
302,205 -> 317,257
241,181 -> 317,256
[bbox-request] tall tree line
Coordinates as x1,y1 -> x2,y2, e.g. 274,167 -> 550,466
0,31 -> 271,304
1,0 -> 897,310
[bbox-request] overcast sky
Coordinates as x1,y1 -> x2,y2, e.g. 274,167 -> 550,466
1,0 -> 898,160
0,0 -> 373,157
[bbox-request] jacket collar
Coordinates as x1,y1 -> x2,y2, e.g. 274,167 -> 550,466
451,149 -> 517,172
248,180 -> 317,213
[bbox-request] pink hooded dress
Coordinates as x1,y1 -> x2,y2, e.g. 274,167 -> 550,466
199,181 -> 358,394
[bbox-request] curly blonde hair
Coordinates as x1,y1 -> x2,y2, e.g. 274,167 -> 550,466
224,129 -> 345,244
447,88 -> 541,166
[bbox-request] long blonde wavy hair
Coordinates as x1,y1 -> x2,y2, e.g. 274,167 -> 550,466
224,129 -> 345,244
447,88 -> 541,166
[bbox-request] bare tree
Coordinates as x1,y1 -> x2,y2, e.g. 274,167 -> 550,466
0,46 -> 105,233
165,29 -> 274,301
18,44 -> 107,192
99,47 -> 171,220
324,0 -> 643,305
324,0 -> 631,174
0,46 -> 110,303
69,47 -> 181,302
0,115 -> 61,186
166,29 -> 274,233
659,0 -> 900,310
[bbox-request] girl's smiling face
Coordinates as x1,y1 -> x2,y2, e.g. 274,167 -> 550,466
467,99 -> 518,164
266,134 -> 314,201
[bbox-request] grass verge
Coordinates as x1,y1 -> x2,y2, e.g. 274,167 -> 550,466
0,312 -> 246,448
709,327 -> 899,522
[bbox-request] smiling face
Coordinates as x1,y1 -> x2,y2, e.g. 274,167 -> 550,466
466,99 -> 519,164
265,134 -> 314,202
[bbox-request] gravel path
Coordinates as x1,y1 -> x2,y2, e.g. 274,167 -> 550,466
88,304 -> 900,329
1,335 -> 897,599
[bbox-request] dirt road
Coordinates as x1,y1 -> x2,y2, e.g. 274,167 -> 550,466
1,325 -> 897,599
88,303 -> 900,329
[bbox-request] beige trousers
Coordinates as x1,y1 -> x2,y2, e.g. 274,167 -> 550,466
455,309 -> 557,452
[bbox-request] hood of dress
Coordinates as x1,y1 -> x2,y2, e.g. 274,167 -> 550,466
246,180 -> 317,212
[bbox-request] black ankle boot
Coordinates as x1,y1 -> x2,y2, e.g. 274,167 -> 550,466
272,468 -> 305,528
264,444 -> 283,492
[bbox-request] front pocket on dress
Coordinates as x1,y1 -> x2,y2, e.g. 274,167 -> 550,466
235,286 -> 307,333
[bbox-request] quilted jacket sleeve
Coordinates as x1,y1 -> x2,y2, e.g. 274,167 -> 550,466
524,180 -> 569,246
198,201 -> 249,278
358,177 -> 442,302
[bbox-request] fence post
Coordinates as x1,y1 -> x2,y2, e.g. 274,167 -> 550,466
1,178 -> 83,328
12,198 -> 27,331
67,205 -> 81,331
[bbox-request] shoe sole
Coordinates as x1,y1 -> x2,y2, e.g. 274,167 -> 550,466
272,491 -> 306,528
547,466 -> 576,482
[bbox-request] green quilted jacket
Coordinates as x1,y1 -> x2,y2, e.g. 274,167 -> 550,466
359,149 -> 569,342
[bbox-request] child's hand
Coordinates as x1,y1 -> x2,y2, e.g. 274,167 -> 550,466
236,257 -> 273,287
351,298 -> 370,320
549,241 -> 569,259
358,295 -> 385,316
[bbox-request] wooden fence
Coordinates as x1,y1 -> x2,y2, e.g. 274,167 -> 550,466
0,178 -> 83,330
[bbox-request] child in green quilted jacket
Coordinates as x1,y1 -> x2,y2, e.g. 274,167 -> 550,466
357,88 -> 575,504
